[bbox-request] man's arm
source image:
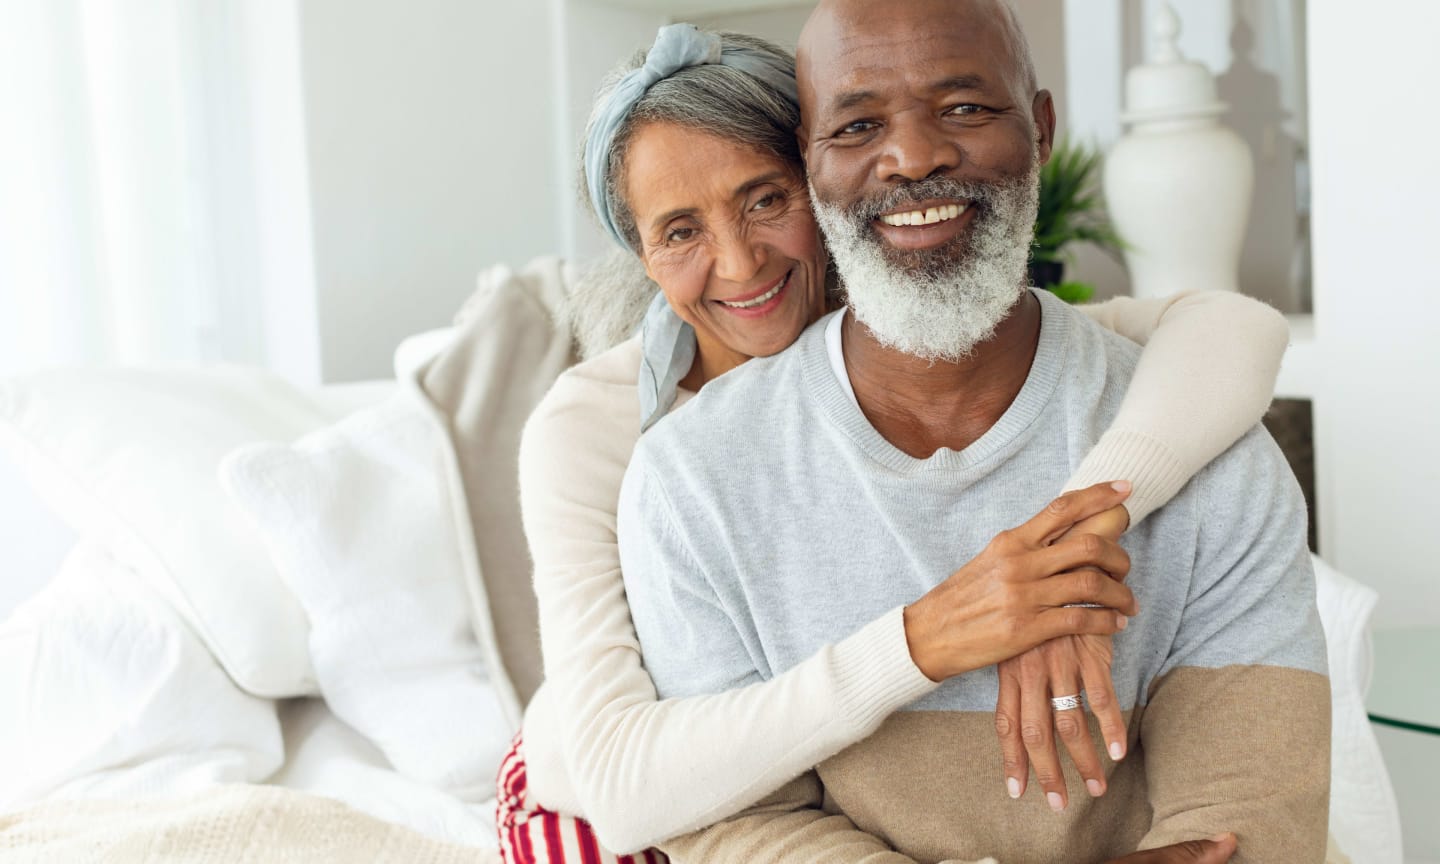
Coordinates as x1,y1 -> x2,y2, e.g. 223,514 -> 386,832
1136,427 -> 1330,861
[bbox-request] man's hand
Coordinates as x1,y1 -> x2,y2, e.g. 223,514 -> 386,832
995,503 -> 1131,810
902,482 -> 1138,682
1105,834 -> 1237,863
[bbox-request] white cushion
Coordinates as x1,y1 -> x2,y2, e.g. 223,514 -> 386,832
393,328 -> 458,381
0,367 -> 335,697
1311,554 -> 1404,864
271,698 -> 501,849
221,390 -> 509,801
0,541 -> 284,808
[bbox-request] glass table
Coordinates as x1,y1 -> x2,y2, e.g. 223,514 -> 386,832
1367,627 -> 1440,735
1367,627 -> 1440,862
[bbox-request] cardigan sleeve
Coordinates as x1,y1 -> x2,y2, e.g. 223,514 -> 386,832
1068,291 -> 1289,524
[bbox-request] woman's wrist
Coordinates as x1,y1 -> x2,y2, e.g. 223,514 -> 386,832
902,596 -> 946,683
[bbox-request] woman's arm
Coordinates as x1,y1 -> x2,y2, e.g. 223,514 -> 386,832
518,346 -> 935,854
1069,290 -> 1290,523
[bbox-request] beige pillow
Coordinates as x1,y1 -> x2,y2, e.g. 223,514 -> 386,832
416,257 -> 577,714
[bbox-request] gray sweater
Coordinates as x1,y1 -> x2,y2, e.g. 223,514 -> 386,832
617,290 -> 1330,863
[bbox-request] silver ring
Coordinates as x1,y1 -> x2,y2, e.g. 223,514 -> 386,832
1050,694 -> 1083,712
1061,602 -> 1107,609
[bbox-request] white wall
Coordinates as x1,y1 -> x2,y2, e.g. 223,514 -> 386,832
690,3 -> 813,48
1309,2 -> 1440,632
297,0 -> 563,382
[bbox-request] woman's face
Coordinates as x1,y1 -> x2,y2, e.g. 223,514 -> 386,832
623,123 -> 828,374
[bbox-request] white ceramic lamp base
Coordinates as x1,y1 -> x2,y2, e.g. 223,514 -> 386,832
1104,4 -> 1253,301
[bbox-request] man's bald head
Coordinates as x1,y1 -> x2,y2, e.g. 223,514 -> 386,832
796,0 -> 1038,122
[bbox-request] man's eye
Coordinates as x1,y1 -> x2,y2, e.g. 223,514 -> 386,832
946,104 -> 985,116
836,120 -> 877,137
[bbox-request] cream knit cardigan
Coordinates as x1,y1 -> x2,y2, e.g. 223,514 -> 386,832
519,291 -> 1289,854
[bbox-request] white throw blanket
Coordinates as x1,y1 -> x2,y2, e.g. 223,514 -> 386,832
0,784 -> 501,864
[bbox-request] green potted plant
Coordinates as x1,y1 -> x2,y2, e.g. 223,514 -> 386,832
1029,138 -> 1126,304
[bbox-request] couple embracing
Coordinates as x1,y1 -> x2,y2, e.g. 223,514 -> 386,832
498,2 -> 1328,863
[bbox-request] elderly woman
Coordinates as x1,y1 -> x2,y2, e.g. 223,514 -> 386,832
497,26 -> 1284,864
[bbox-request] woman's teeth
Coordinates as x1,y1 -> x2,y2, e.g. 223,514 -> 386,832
719,275 -> 786,309
879,203 -> 967,227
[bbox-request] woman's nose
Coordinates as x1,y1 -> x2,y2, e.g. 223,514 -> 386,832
713,230 -> 765,284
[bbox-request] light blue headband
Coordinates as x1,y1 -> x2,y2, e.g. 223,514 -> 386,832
583,23 -> 800,250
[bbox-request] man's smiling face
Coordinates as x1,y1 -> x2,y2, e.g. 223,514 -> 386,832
797,0 -> 1053,260
795,0 -> 1058,361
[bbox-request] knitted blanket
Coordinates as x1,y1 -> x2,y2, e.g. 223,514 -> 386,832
0,783 -> 1355,863
0,784 -> 500,863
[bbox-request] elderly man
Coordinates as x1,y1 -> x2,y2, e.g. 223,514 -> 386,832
615,1 -> 1330,861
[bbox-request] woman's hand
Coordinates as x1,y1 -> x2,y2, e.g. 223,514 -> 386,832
995,502 -> 1131,811
903,482 -> 1137,684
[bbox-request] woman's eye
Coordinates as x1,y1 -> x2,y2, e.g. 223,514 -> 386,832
750,192 -> 781,212
665,227 -> 695,244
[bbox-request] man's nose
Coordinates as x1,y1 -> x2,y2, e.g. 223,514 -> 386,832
876,114 -> 962,182
713,229 -> 765,284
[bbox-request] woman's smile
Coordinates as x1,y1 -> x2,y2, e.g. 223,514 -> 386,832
714,270 -> 790,317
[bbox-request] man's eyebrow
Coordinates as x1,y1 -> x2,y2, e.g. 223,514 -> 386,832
825,74 -> 991,116
930,73 -> 988,94
828,89 -> 879,115
645,171 -> 791,234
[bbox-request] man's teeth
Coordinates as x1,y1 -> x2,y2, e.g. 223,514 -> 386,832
719,277 -> 786,309
879,203 -> 967,227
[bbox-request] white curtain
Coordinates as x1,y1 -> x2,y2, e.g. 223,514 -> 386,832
0,1 -> 207,372
0,0 -> 315,377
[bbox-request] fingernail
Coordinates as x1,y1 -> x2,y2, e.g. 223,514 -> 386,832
1086,779 -> 1103,797
1110,480 -> 1132,493
1109,741 -> 1124,760
1006,777 -> 1021,799
1116,614 -> 1128,630
1046,792 -> 1064,812
1208,833 -> 1232,843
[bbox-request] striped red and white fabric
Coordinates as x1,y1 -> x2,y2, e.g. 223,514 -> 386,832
497,731 -> 668,864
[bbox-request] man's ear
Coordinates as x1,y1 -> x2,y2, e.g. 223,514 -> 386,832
796,124 -> 812,169
1032,89 -> 1057,164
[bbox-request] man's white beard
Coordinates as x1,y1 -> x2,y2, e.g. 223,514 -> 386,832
810,163 -> 1040,362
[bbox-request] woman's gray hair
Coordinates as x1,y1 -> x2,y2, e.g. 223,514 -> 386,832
579,31 -> 801,254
